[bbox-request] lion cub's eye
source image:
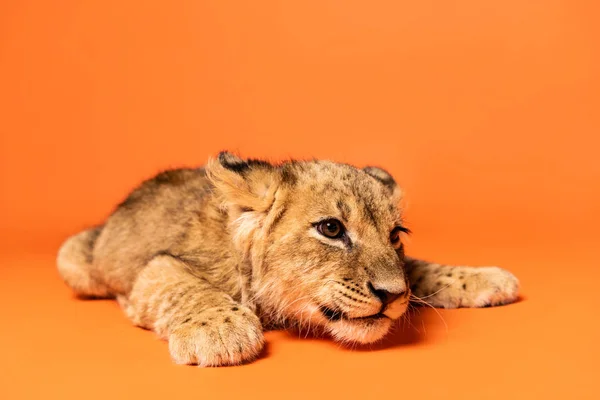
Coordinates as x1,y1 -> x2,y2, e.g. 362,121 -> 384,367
390,226 -> 410,249
316,219 -> 345,239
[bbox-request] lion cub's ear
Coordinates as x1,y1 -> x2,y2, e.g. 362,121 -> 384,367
362,166 -> 403,203
206,151 -> 279,212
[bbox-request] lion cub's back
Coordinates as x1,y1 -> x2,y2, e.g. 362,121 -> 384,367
92,168 -> 220,293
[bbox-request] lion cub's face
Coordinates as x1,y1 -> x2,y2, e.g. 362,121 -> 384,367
208,153 -> 410,344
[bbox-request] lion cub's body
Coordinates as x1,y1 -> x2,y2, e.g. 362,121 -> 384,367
58,153 -> 519,366
84,168 -> 239,298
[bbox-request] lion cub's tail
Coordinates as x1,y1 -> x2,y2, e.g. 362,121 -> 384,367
57,226 -> 112,298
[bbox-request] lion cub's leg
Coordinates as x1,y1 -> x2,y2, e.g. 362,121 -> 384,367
120,254 -> 264,367
405,257 -> 519,308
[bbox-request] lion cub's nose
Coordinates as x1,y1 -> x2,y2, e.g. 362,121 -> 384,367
368,282 -> 406,305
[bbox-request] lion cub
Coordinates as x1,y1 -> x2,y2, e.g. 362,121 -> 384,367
57,152 -> 519,366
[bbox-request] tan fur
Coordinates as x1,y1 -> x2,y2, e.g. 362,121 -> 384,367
57,152 -> 519,367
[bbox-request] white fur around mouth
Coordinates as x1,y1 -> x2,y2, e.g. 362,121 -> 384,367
325,312 -> 394,344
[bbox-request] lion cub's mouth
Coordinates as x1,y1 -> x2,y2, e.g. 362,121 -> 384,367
319,306 -> 388,322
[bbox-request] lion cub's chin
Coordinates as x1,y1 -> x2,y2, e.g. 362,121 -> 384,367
326,303 -> 409,345
326,317 -> 393,344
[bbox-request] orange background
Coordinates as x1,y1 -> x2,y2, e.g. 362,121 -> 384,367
1,1 -> 599,399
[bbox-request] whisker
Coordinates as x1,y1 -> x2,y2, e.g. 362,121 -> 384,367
410,278 -> 457,301
409,294 -> 448,333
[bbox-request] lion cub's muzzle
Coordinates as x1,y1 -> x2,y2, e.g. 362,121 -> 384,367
319,278 -> 410,322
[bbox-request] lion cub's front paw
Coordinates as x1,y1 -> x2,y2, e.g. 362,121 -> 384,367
413,266 -> 520,309
168,305 -> 264,367
466,266 -> 520,307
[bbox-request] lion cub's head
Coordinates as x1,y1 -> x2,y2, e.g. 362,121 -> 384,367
207,152 -> 410,344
